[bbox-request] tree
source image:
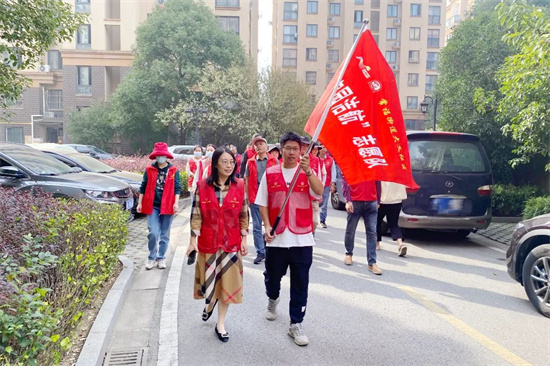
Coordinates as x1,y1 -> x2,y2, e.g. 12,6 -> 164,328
0,0 -> 85,111
109,0 -> 245,151
66,102 -> 117,152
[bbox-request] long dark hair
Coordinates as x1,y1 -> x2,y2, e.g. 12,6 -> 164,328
205,147 -> 237,186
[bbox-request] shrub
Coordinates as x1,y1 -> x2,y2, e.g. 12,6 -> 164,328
492,184 -> 543,216
523,196 -> 550,220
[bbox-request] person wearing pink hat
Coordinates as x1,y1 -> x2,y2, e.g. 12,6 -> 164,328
137,142 -> 182,270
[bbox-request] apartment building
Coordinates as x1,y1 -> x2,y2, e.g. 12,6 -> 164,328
445,0 -> 475,42
272,0 -> 446,130
1,0 -> 258,145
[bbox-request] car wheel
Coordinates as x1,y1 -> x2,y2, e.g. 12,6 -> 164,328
522,244 -> 550,318
331,192 -> 345,211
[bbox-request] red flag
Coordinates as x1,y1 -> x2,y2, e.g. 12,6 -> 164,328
304,29 -> 418,189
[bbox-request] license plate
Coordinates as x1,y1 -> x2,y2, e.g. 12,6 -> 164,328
125,198 -> 134,210
429,198 -> 463,215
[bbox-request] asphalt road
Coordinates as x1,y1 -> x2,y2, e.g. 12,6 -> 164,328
175,206 -> 548,366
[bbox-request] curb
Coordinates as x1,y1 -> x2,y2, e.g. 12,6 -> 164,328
76,255 -> 135,366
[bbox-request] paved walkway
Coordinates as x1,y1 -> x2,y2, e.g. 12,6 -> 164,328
475,220 -> 519,245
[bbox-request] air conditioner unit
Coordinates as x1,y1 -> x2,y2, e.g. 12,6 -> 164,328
326,40 -> 334,48
327,17 -> 335,23
392,42 -> 401,48
38,65 -> 51,72
393,18 -> 401,25
44,111 -> 55,118
391,65 -> 399,70
326,63 -> 333,70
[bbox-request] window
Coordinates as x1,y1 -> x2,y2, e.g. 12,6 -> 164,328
386,28 -> 397,40
306,71 -> 317,85
410,4 -> 421,16
385,51 -> 396,63
387,5 -> 398,17
6,127 -> 24,143
218,16 -> 239,34
47,90 -> 63,110
75,0 -> 90,13
77,66 -> 92,94
283,2 -> 298,20
427,52 -> 439,70
329,3 -> 340,16
283,25 -> 297,43
353,34 -> 358,43
329,26 -> 340,39
405,119 -> 420,130
355,0 -> 364,4
407,73 -> 419,87
426,75 -> 437,92
328,50 -> 339,62
216,0 -> 239,7
307,1 -> 317,14
427,29 -> 440,47
429,6 -> 441,25
48,50 -> 62,70
77,25 -> 91,49
306,48 -> 317,61
354,11 -> 363,28
408,50 -> 420,63
409,27 -> 421,40
283,49 -> 297,67
407,96 -> 418,109
306,24 -> 318,37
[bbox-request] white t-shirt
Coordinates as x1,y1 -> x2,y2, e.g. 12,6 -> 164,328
255,166 -> 316,248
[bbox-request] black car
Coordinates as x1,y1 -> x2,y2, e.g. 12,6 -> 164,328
506,214 -> 550,317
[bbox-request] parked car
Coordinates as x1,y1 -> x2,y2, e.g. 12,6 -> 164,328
29,144 -> 141,213
331,131 -> 493,237
506,214 -> 550,317
168,145 -> 199,160
65,144 -> 114,160
0,143 -> 133,210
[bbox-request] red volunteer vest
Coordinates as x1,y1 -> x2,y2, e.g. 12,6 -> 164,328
247,154 -> 278,204
141,164 -> 178,215
187,158 -> 199,188
266,165 -> 313,235
320,156 -> 334,187
197,179 -> 245,253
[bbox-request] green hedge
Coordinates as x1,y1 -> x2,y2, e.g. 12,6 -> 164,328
0,189 -> 128,365
491,184 -> 543,217
523,196 -> 550,220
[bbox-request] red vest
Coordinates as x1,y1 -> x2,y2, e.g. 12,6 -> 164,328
235,154 -> 242,175
197,179 -> 245,253
320,156 -> 334,187
247,154 -> 278,204
187,158 -> 199,188
142,164 -> 178,215
308,153 -> 321,201
266,165 -> 313,235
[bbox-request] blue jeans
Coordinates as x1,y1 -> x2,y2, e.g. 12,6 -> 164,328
249,203 -> 265,255
344,200 -> 378,265
320,186 -> 330,222
147,207 -> 174,260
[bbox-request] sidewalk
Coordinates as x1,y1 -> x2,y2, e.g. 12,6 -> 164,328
475,217 -> 521,246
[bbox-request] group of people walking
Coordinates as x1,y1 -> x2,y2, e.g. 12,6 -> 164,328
137,133 -> 408,346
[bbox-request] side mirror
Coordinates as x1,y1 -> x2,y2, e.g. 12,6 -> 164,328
0,166 -> 26,178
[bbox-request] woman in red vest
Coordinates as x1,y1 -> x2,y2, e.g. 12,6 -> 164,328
185,145 -> 203,192
187,147 -> 248,342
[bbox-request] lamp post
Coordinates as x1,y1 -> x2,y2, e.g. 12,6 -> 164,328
30,114 -> 43,142
185,108 -> 208,145
420,96 -> 438,131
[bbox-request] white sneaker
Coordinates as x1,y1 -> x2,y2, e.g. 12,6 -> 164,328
288,323 -> 309,346
265,298 -> 280,321
157,259 -> 167,269
145,260 -> 156,270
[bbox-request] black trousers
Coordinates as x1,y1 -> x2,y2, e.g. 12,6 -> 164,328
376,202 -> 403,242
264,246 -> 313,324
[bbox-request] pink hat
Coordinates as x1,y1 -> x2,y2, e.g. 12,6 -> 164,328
148,142 -> 174,160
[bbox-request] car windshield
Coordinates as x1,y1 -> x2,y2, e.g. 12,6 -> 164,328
89,146 -> 109,155
409,140 -> 488,173
7,149 -> 74,175
66,153 -> 116,173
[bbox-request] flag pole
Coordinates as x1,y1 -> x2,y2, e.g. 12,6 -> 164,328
269,19 -> 370,236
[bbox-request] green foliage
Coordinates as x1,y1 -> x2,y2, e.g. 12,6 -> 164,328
0,0 -> 86,111
523,196 -> 550,219
492,184 -> 543,216
66,102 -> 117,152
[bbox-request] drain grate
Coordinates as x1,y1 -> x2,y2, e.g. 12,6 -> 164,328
104,348 -> 146,366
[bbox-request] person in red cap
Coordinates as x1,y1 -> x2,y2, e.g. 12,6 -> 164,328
136,142 -> 182,270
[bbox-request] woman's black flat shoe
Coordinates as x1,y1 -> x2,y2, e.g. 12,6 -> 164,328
215,325 -> 229,342
202,300 -> 218,322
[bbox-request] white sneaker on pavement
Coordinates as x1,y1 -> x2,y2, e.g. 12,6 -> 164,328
265,298 -> 280,321
288,323 -> 309,346
145,260 -> 156,270
157,259 -> 167,269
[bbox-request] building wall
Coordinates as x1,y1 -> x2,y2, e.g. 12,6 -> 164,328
445,0 -> 475,42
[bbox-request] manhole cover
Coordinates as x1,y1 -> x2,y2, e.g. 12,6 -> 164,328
104,348 -> 146,366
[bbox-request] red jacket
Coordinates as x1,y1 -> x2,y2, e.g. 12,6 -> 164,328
142,165 -> 178,215
266,165 -> 313,235
247,154 -> 278,204
197,179 -> 245,253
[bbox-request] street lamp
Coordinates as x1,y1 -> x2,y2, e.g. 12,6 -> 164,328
31,114 -> 43,142
185,108 -> 208,145
420,96 -> 438,131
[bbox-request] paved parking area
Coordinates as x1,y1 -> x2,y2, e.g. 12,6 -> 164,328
476,221 -> 518,245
